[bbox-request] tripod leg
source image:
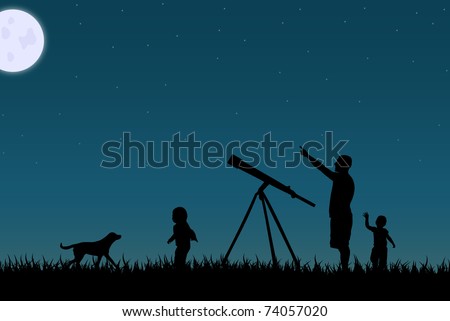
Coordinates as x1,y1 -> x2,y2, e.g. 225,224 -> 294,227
261,195 -> 278,267
263,194 -> 300,268
223,192 -> 259,264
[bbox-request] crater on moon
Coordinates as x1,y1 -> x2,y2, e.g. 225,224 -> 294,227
2,27 -> 10,39
19,28 -> 36,49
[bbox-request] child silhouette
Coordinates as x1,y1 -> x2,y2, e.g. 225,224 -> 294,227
167,206 -> 198,270
363,212 -> 395,271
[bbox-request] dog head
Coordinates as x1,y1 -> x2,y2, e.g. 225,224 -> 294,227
107,232 -> 122,242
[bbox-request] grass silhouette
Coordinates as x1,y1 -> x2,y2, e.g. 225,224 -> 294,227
1,255 -> 449,300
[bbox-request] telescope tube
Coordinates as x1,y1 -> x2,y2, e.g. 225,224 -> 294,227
227,155 -> 316,207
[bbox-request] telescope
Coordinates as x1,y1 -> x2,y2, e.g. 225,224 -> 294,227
223,154 -> 316,268
228,155 -> 316,207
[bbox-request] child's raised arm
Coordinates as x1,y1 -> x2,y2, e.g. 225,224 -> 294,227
363,212 -> 375,232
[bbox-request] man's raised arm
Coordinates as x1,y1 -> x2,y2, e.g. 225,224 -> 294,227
299,146 -> 335,180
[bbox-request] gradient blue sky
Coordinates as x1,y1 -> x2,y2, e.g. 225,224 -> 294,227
1,1 -> 449,268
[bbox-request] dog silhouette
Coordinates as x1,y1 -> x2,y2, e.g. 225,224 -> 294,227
60,232 -> 122,269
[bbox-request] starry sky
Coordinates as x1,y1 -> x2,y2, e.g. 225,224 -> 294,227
1,1 -> 449,269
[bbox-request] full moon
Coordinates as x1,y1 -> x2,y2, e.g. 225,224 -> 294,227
0,9 -> 45,73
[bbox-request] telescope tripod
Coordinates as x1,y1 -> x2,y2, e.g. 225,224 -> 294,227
223,182 -> 300,268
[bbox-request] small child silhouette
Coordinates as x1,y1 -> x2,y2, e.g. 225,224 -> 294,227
167,206 -> 198,270
363,212 -> 395,271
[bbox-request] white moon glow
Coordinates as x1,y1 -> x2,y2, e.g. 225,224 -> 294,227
0,9 -> 45,73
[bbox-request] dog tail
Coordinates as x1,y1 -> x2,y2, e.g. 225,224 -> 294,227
60,243 -> 74,250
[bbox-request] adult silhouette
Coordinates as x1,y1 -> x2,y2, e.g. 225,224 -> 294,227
300,147 -> 355,271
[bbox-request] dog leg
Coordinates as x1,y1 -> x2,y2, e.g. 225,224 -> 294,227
72,253 -> 84,269
105,254 -> 119,270
94,256 -> 103,269
67,258 -> 77,268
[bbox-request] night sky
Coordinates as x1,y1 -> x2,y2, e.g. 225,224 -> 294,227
1,1 -> 449,269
